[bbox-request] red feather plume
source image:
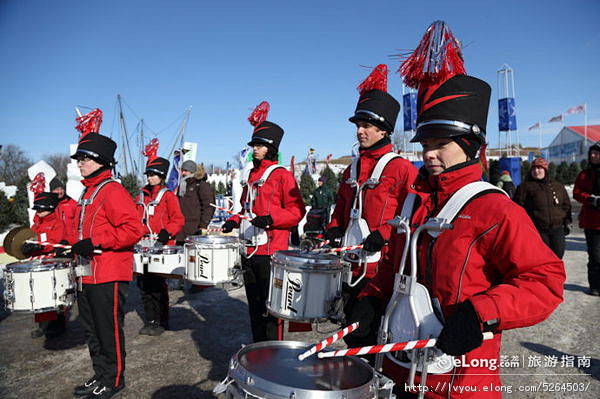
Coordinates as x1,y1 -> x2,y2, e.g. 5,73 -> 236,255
143,138 -> 160,163
29,172 -> 46,194
399,21 -> 466,89
75,108 -> 103,137
357,64 -> 388,95
248,101 -> 270,127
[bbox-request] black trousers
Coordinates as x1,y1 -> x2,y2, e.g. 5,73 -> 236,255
243,255 -> 278,342
584,229 -> 600,290
137,274 -> 169,327
342,278 -> 378,347
538,227 -> 566,259
78,282 -> 128,388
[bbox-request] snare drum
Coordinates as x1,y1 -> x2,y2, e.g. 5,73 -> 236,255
3,259 -> 77,313
222,341 -> 394,399
184,235 -> 241,284
267,250 -> 344,322
147,245 -> 185,277
133,245 -> 149,275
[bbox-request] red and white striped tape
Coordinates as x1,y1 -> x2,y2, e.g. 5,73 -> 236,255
317,332 -> 494,358
311,244 -> 363,254
298,322 -> 359,361
25,240 -> 102,254
22,254 -> 57,261
204,227 -> 224,233
209,203 -> 251,220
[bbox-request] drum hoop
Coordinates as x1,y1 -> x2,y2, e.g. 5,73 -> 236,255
185,235 -> 241,245
187,243 -> 240,250
271,261 -> 343,273
6,260 -> 73,273
230,341 -> 376,397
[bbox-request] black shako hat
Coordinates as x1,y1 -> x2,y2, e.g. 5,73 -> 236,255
145,157 -> 170,177
349,89 -> 400,132
247,121 -> 284,151
70,133 -> 117,166
32,192 -> 59,211
410,75 -> 491,144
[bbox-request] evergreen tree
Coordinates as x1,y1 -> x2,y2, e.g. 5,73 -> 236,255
567,162 -> 581,185
210,181 -> 217,193
299,173 -> 316,205
555,162 -> 569,184
580,158 -> 588,170
548,162 -> 557,181
120,173 -> 140,198
11,176 -> 29,226
0,191 -> 12,231
217,181 -> 226,195
520,160 -> 531,183
320,166 -> 339,197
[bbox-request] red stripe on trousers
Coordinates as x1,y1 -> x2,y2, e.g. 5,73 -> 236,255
113,283 -> 122,387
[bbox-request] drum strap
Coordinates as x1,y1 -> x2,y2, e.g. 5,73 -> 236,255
137,187 -> 169,233
243,164 -> 286,212
77,178 -> 119,240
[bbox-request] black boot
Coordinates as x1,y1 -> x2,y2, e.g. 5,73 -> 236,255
85,384 -> 125,398
73,375 -> 100,397
148,320 -> 165,336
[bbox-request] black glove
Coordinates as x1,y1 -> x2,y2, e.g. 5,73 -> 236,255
21,242 -> 42,256
250,215 -> 273,229
437,301 -> 483,356
362,230 -> 386,253
193,229 -> 204,236
324,227 -> 343,247
71,238 -> 95,257
588,195 -> 600,209
221,220 -> 239,233
348,296 -> 381,338
53,240 -> 70,257
157,229 -> 170,244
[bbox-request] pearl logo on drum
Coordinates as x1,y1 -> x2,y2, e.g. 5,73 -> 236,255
285,276 -> 302,314
197,254 -> 209,278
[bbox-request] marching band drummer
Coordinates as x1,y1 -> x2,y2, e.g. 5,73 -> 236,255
221,103 -> 306,342
135,156 -> 184,336
324,65 -> 417,348
50,177 -> 79,240
357,22 -> 565,398
20,192 -> 68,338
68,132 -> 145,399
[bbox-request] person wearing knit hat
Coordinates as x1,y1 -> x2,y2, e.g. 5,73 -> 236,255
50,177 -> 79,241
136,151 -> 185,335
325,64 -> 417,350
221,101 -> 306,342
174,161 -> 215,243
69,124 -> 145,398
514,158 -> 571,259
574,142 -> 600,296
495,170 -> 516,199
358,21 -> 565,397
20,191 -> 69,339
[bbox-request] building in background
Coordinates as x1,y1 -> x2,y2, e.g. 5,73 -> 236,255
546,125 -> 600,164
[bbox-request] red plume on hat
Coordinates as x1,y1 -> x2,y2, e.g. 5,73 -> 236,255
248,101 -> 270,127
357,64 -> 388,95
28,172 -> 46,195
75,108 -> 103,137
143,138 -> 160,163
399,21 -> 465,89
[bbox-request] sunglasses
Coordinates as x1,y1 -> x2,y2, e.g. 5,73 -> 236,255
76,155 -> 93,163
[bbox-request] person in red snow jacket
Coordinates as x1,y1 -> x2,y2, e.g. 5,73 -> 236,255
135,157 -> 184,335
324,64 -> 417,348
20,192 -> 69,338
357,35 -> 565,398
222,114 -> 305,342
573,142 -> 600,296
68,132 -> 145,399
50,177 -> 79,240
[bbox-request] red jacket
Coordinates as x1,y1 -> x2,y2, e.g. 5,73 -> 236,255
31,212 -> 66,255
69,170 -> 145,284
573,168 -> 600,230
55,195 -> 78,241
362,162 -> 565,398
135,184 -> 185,244
327,142 -> 417,277
227,159 -> 305,256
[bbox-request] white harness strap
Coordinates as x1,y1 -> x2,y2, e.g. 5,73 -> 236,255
243,164 -> 286,211
427,181 -> 507,237
137,187 -> 170,234
77,178 -> 118,240
400,192 -> 417,221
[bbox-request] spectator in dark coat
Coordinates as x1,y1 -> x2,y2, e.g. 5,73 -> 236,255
514,157 -> 571,258
175,161 -> 215,243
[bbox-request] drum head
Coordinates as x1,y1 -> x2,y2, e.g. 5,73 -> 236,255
272,250 -> 343,271
233,341 -> 373,393
3,226 -> 36,259
185,235 -> 240,246
6,258 -> 72,273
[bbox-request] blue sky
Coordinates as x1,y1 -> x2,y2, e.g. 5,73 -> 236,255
1,0 -> 599,169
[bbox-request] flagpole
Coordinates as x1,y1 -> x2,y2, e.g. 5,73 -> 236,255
539,121 -> 542,150
585,103 -> 588,146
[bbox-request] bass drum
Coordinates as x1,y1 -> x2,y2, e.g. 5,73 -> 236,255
223,341 -> 394,399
